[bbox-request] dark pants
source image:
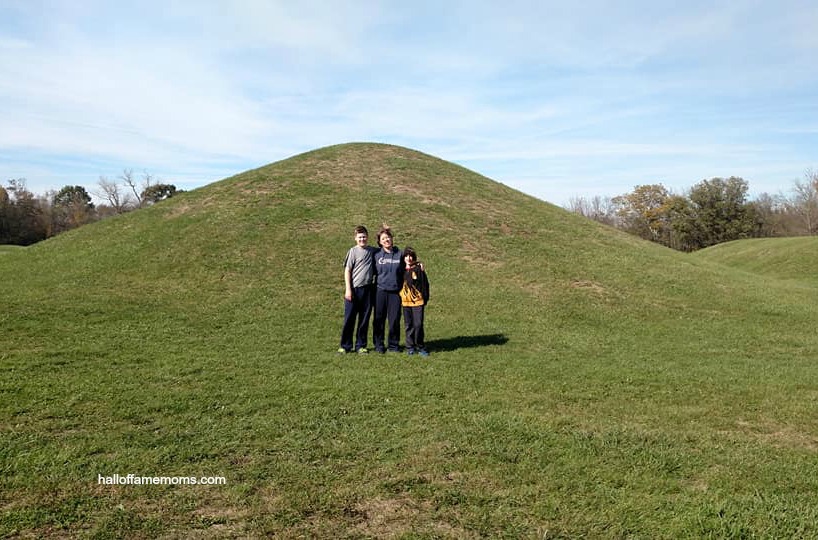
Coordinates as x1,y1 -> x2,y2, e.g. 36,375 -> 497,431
403,305 -> 425,351
373,288 -> 402,352
340,285 -> 373,351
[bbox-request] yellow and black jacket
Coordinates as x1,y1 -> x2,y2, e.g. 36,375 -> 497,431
399,264 -> 430,307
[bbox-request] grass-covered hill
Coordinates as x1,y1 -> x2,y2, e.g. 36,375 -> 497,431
2,143 -> 818,538
693,236 -> 818,285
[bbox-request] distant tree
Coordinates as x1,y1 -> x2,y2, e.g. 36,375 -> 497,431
611,184 -> 675,244
141,183 -> 178,205
751,193 -> 779,238
95,175 -> 135,214
0,185 -> 10,243
52,185 -> 94,233
678,177 -> 758,249
2,179 -> 48,245
572,172 -> 818,249
53,185 -> 93,209
751,192 -> 798,237
120,169 -> 157,209
36,190 -> 56,238
785,169 -> 818,235
566,195 -> 618,226
665,195 -> 702,251
120,169 -> 143,208
94,204 -> 121,220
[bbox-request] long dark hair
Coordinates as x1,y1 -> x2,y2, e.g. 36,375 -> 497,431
403,246 -> 417,264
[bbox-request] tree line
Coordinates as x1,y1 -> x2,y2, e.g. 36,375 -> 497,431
566,170 -> 818,251
0,170 -> 180,246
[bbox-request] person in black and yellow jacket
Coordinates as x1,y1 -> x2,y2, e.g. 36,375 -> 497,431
399,247 -> 430,356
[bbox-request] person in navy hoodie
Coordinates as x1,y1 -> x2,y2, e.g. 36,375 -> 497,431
372,226 -> 404,354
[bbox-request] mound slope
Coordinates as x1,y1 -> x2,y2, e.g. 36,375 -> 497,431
0,143 -> 773,326
5,143 -> 810,356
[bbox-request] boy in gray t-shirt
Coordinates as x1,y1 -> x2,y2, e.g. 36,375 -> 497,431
338,225 -> 377,354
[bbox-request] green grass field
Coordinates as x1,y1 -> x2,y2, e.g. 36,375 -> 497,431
0,245 -> 25,255
2,143 -> 817,538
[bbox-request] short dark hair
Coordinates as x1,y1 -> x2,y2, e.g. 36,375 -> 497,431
377,226 -> 393,247
354,225 -> 368,236
403,246 -> 417,262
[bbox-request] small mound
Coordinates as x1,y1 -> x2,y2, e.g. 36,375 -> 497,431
692,237 -> 818,284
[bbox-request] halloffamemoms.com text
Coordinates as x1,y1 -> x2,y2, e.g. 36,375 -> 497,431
98,474 -> 226,486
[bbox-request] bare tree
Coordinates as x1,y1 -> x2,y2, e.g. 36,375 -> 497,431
95,175 -> 135,214
120,169 -> 142,209
118,169 -> 156,209
752,192 -> 793,237
785,169 -> 818,235
566,195 -> 618,226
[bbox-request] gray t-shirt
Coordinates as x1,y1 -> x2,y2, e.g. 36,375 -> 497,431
344,245 -> 376,288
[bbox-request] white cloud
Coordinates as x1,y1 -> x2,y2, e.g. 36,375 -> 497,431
0,38 -> 273,162
0,1 -> 815,206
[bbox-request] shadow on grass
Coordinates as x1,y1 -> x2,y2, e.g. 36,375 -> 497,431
427,333 -> 508,352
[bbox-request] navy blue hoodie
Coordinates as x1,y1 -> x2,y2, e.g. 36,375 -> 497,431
374,247 -> 403,291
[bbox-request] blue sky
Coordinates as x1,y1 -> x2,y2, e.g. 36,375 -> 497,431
1,1 -> 816,206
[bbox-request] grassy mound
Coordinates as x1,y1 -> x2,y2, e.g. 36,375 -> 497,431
2,143 -> 817,537
693,236 -> 818,285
